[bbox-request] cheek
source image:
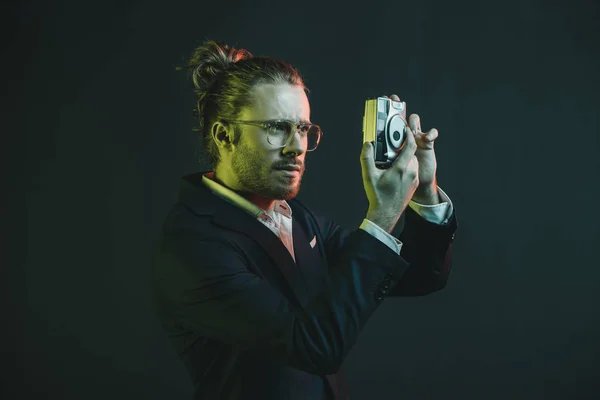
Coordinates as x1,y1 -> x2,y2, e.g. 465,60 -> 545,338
241,142 -> 273,171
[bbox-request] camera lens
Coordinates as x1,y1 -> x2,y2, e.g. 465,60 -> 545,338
387,115 -> 406,150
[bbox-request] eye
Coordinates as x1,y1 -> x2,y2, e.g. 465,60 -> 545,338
267,121 -> 292,135
298,124 -> 311,134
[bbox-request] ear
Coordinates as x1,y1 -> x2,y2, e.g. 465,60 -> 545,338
210,121 -> 235,149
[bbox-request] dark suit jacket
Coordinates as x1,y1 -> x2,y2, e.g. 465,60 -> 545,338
153,172 -> 458,400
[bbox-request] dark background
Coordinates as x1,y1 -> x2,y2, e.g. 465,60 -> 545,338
4,0 -> 599,399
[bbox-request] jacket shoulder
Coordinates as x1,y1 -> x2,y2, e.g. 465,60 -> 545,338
161,202 -> 214,236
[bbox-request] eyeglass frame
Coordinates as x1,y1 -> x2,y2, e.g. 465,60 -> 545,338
221,119 -> 323,152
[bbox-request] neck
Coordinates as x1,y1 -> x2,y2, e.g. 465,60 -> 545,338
212,169 -> 275,213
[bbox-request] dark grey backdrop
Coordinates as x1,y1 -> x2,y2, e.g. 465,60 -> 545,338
4,0 -> 600,399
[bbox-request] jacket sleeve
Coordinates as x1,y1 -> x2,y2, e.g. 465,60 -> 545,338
391,205 -> 458,296
153,225 -> 410,376
293,199 -> 458,298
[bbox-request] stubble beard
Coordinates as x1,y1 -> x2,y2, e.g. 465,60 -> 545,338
232,142 -> 301,201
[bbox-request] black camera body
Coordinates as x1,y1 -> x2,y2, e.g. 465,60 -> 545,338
362,97 -> 408,169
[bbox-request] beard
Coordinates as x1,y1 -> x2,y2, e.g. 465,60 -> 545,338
231,138 -> 302,201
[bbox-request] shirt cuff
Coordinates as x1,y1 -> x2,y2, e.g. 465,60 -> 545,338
408,186 -> 454,225
359,219 -> 403,255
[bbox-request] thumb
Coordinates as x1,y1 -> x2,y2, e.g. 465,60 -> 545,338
360,141 -> 375,182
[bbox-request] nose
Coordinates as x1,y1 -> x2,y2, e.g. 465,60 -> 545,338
282,129 -> 307,156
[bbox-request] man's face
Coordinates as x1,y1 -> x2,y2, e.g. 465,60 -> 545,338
226,83 -> 311,204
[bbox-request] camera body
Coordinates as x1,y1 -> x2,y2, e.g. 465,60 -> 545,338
362,97 -> 408,169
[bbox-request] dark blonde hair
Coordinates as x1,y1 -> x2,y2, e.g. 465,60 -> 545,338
177,40 -> 309,168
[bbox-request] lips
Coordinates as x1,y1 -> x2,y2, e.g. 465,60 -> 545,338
275,165 -> 301,172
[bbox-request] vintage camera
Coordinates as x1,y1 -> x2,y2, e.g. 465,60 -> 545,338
362,97 -> 408,169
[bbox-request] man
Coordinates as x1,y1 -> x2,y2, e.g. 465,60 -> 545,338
153,40 -> 458,400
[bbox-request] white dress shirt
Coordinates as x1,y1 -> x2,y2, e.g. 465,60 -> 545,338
201,172 -> 454,262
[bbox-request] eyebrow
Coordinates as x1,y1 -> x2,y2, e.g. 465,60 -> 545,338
277,118 -> 311,124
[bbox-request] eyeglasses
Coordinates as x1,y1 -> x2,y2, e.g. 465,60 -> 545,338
223,119 -> 323,152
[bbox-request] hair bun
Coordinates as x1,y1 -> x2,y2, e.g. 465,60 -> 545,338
184,40 -> 253,91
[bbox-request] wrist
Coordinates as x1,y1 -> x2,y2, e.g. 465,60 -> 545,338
412,184 -> 440,205
366,208 -> 398,234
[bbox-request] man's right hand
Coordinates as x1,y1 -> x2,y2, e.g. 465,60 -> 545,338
360,124 -> 420,234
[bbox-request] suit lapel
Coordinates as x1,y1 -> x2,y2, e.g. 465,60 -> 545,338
212,199 -> 311,308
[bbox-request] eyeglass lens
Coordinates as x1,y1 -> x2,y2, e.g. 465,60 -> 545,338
267,121 -> 320,150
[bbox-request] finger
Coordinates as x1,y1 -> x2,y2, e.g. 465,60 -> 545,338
381,95 -> 402,102
360,141 -> 375,181
394,126 -> 418,169
408,113 -> 421,133
406,125 -> 417,150
423,128 -> 438,142
410,155 -> 419,179
409,154 -> 419,174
